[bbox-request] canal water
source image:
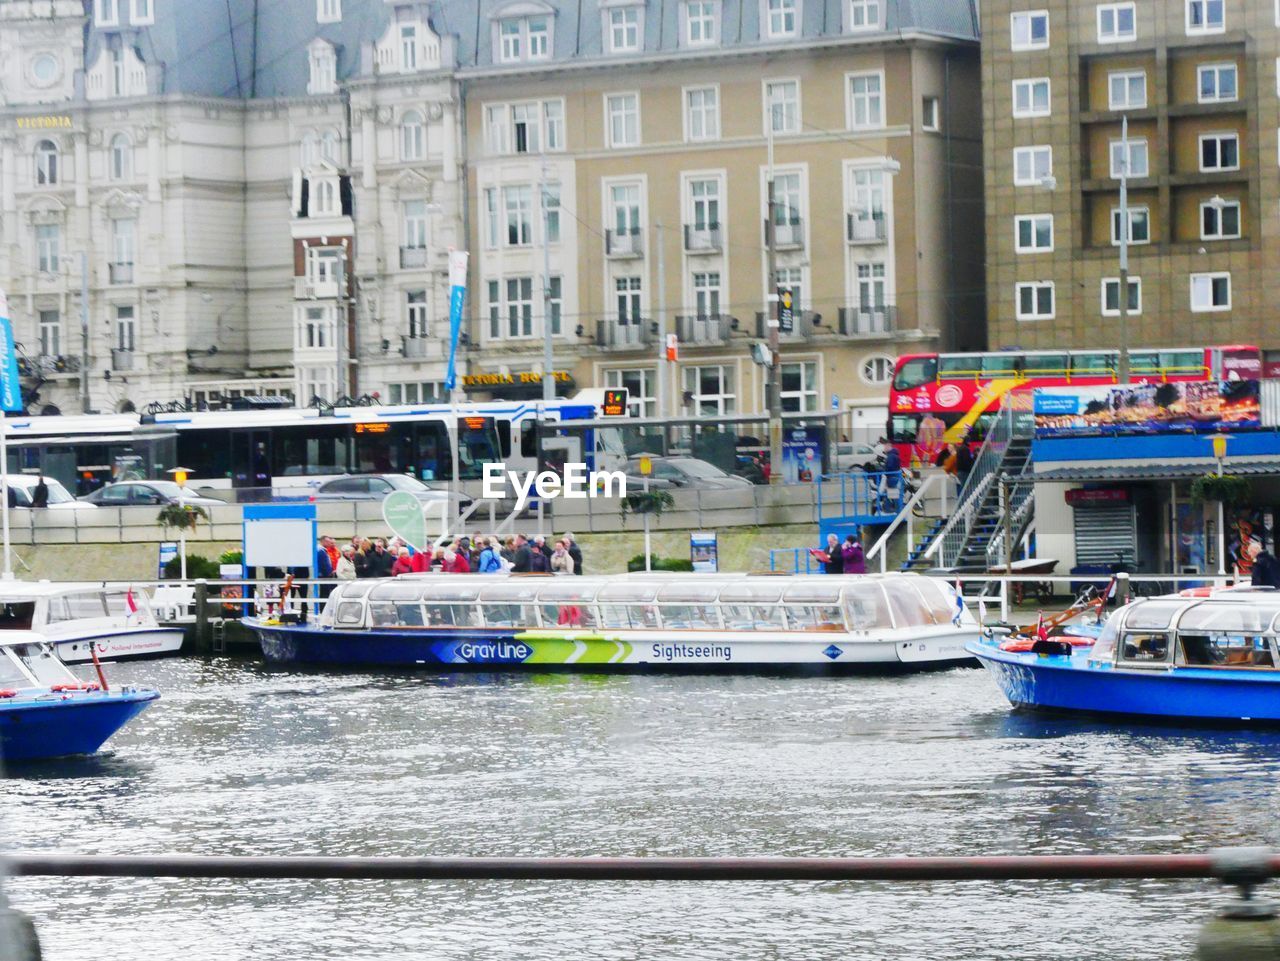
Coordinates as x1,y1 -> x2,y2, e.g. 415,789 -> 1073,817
4,658 -> 1279,960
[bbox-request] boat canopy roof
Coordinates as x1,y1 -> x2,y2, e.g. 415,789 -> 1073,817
0,581 -> 118,599
1119,589 -> 1280,634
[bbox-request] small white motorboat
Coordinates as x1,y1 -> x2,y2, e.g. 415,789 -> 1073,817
0,581 -> 185,664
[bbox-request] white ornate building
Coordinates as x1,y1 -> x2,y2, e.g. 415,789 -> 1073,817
0,0 -> 465,413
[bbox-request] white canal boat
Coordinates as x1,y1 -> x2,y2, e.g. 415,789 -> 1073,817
0,582 -> 185,664
245,572 -> 984,671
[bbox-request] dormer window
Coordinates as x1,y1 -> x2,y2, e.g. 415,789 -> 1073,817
497,15 -> 552,62
400,25 -> 418,70
766,0 -> 798,38
95,0 -> 119,27
312,178 -> 338,216
607,7 -> 641,52
848,0 -> 881,31
317,0 -> 341,23
684,1 -> 719,46
308,40 -> 337,95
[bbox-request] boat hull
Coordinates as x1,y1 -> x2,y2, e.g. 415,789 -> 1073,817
0,689 -> 159,763
54,627 -> 186,664
967,639 -> 1280,723
249,620 -> 980,672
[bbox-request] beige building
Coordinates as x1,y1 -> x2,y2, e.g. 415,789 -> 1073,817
983,0 -> 1280,355
460,0 -> 984,431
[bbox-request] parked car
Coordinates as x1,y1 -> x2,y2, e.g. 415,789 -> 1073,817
308,473 -> 474,510
832,442 -> 882,473
624,455 -> 753,490
2,474 -> 96,510
80,480 -> 226,508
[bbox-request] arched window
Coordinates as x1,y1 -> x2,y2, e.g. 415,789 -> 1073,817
320,129 -> 340,164
35,140 -> 59,185
109,133 -> 131,180
314,179 -> 337,215
300,131 -> 319,168
400,110 -> 424,161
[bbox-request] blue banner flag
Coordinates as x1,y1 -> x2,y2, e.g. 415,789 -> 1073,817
0,293 -> 22,413
444,250 -> 469,392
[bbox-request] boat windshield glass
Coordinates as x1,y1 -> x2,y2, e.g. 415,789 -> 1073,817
535,583 -> 598,629
0,648 -> 32,687
909,580 -> 957,625
784,584 -> 842,605
65,592 -> 108,619
368,581 -> 425,627
479,583 -> 541,627
843,582 -> 892,630
1178,604 -> 1274,633
658,584 -> 721,604
1123,601 -> 1183,631
336,581 -> 375,599
11,643 -> 68,685
596,583 -> 660,603
0,600 -> 36,631
1088,617 -> 1120,664
882,579 -> 934,627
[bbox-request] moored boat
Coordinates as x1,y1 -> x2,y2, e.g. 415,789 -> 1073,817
968,587 -> 1280,723
0,635 -> 159,763
0,582 -> 185,664
244,572 -> 985,671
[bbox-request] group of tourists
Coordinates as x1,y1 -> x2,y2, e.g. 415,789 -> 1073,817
313,531 -> 585,582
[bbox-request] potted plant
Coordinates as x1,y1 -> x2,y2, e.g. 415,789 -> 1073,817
156,502 -> 210,534
1189,473 -> 1251,508
620,489 -> 674,518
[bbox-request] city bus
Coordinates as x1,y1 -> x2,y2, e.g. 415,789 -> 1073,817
2,391 -> 632,500
888,344 -> 1262,468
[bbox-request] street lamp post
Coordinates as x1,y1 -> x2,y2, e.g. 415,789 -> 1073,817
1212,435 -> 1229,581
1116,114 -> 1131,385
168,466 -> 193,581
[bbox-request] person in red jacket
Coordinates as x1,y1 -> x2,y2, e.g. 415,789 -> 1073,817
446,548 -> 471,574
410,542 -> 431,573
390,548 -> 414,577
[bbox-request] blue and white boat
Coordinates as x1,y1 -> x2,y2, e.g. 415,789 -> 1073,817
967,588 -> 1280,723
245,572 -> 983,671
0,634 -> 158,763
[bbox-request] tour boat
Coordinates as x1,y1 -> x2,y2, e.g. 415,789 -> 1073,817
244,572 -> 984,671
0,582 -> 185,664
0,635 -> 159,763
967,587 -> 1280,723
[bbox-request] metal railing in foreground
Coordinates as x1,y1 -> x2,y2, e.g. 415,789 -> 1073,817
2,847 -> 1276,883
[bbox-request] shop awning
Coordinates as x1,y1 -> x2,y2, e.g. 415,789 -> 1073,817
1034,461 -> 1280,483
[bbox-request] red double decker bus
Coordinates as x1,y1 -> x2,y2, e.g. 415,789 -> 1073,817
888,344 -> 1261,468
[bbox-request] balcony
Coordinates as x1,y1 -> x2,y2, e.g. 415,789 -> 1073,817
675,314 -> 733,345
37,354 -> 80,377
400,246 -> 428,269
402,336 -> 430,359
846,213 -> 887,244
108,262 -> 134,285
683,223 -> 722,253
111,348 -> 135,371
605,227 -> 643,259
838,306 -> 897,336
294,276 -> 341,299
595,319 -> 654,350
755,310 -> 818,340
765,217 -> 804,250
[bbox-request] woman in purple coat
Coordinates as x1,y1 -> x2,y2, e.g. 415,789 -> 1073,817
842,532 -> 867,575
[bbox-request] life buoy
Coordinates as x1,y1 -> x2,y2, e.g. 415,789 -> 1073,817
50,682 -> 87,693
0,689 -> 16,698
999,634 -> 1096,653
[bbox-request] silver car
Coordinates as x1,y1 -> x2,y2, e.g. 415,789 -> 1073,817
308,473 -> 473,509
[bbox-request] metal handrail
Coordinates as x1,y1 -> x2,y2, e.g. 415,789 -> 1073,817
3,850 -> 1276,882
866,472 -> 947,573
985,476 -> 1036,568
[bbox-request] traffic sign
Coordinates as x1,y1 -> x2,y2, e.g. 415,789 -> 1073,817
777,286 -> 794,334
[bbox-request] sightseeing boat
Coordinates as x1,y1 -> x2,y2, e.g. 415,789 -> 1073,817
0,635 -> 159,763
967,587 -> 1280,723
244,572 -> 984,671
0,582 -> 184,664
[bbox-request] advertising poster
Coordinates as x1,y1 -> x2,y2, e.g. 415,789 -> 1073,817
1034,380 -> 1260,438
220,562 -> 245,617
780,426 -> 824,484
158,541 -> 178,578
690,531 -> 718,573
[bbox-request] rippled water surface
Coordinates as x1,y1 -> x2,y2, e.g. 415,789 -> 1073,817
4,657 -> 1279,960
